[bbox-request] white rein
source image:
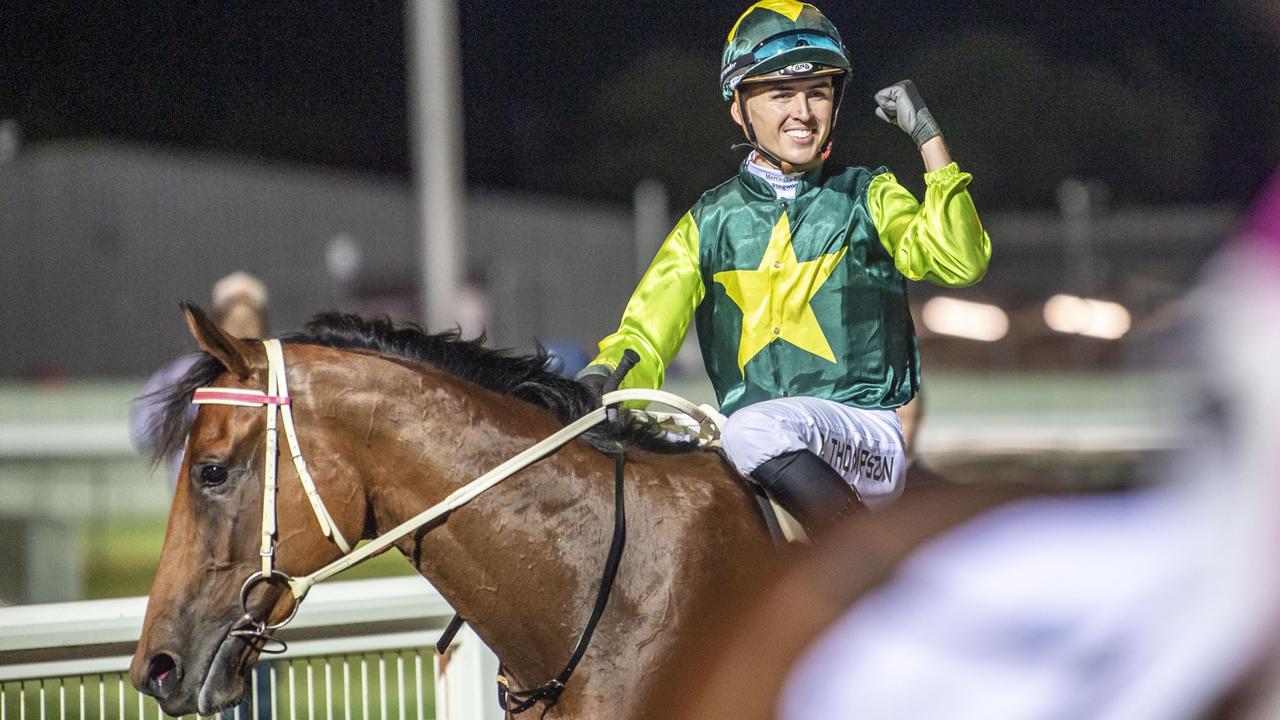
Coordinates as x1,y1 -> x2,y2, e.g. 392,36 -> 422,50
191,339 -> 725,614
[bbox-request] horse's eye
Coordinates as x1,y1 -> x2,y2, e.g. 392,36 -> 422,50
199,464 -> 229,487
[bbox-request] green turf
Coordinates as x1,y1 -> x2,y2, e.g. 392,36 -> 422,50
84,518 -> 419,600
2,654 -> 437,720
85,451 -> 1143,599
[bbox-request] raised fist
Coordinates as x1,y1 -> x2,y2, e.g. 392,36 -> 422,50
874,80 -> 941,148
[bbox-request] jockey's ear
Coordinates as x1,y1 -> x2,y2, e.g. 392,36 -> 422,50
181,301 -> 261,380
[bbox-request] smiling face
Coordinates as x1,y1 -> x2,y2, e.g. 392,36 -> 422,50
731,76 -> 835,174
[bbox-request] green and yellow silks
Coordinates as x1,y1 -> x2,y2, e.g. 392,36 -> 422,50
594,161 -> 990,415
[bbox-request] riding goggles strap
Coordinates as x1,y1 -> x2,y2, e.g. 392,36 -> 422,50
720,29 -> 846,91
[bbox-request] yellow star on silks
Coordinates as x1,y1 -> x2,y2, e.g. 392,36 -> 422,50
713,213 -> 847,377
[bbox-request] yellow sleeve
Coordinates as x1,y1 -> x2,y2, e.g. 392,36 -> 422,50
591,212 -> 705,390
867,162 -> 992,287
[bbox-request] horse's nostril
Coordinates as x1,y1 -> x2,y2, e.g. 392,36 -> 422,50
147,653 -> 179,695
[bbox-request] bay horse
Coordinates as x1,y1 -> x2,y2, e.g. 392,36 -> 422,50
129,305 -> 777,718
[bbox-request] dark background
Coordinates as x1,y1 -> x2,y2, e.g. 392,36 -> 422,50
3,0 -> 1277,212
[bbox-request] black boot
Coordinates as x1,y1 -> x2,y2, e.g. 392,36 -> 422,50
751,450 -> 857,537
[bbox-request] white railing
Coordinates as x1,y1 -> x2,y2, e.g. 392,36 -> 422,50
0,577 -> 502,720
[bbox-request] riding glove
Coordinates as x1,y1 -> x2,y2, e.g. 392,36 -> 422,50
575,363 -> 611,401
874,79 -> 941,148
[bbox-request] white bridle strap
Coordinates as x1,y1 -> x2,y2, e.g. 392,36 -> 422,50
289,402 -> 613,599
263,341 -> 353,554
261,352 -> 282,576
195,344 -> 725,606
191,339 -> 352,578
288,388 -> 727,601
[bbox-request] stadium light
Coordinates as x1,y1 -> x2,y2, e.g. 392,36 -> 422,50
1043,294 -> 1131,339
921,297 -> 1009,342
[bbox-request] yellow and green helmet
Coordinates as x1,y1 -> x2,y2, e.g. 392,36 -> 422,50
719,1 -> 850,102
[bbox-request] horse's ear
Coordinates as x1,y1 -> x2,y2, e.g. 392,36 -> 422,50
182,302 -> 260,380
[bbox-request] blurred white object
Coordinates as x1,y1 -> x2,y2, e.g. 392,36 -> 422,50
1043,294 -> 1131,339
921,297 -> 1008,342
211,271 -> 268,311
326,233 -> 363,285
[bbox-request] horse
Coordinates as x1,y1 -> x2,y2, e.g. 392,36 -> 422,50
640,481 -> 1037,718
128,305 -> 778,718
642,481 -> 1280,719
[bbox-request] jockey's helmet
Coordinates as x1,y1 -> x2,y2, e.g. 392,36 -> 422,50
719,1 -> 850,102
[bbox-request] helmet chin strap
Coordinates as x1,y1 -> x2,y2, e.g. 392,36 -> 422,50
735,89 -> 788,170
732,74 -> 847,173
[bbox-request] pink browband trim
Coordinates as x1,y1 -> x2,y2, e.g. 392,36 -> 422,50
192,388 -> 291,406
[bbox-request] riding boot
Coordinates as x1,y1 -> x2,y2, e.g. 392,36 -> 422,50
751,450 -> 857,537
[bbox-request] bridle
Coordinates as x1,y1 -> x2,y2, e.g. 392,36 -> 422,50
191,339 -> 352,651
189,339 -> 725,706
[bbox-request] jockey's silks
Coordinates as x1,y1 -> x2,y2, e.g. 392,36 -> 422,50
593,159 -> 991,415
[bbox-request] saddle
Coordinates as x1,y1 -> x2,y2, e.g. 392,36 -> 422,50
627,398 -> 798,549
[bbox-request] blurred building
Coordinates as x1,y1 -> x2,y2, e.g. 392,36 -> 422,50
0,141 -> 1236,378
0,141 -> 636,377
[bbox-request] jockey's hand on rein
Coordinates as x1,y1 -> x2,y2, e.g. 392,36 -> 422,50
575,364 -> 612,403
576,351 -> 640,407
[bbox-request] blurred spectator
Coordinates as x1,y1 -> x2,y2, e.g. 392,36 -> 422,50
454,266 -> 491,340
897,389 -> 948,488
896,392 -> 923,459
210,271 -> 269,339
544,340 -> 590,378
652,166 -> 1280,719
130,271 -> 269,487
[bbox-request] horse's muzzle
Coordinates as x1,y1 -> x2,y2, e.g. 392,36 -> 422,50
131,647 -> 200,716
139,651 -> 180,697
130,621 -> 250,717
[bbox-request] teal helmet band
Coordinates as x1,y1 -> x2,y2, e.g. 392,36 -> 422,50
720,2 -> 851,101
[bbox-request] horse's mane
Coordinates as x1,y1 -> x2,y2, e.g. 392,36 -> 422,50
148,312 -> 700,466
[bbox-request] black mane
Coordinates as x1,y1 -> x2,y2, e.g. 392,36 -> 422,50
147,312 -> 699,466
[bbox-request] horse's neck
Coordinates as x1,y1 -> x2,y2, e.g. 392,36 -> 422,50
338,364 -> 775,718
348,368 -> 615,680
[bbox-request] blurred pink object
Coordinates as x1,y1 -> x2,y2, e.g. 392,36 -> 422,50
1244,167 -> 1280,254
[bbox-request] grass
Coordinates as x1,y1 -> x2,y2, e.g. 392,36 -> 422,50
86,452 -> 1145,600
935,450 -> 1143,493
84,517 -> 419,600
2,653 -> 437,720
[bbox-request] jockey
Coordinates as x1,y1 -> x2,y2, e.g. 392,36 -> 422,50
578,0 -> 991,534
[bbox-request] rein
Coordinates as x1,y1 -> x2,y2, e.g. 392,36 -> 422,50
496,448 -> 628,714
190,341 -> 723,704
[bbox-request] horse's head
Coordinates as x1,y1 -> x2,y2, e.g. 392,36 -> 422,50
130,305 -> 367,716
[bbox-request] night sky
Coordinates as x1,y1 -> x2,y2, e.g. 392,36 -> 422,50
3,1 -> 1278,210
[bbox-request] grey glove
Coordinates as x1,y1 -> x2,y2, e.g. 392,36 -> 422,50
575,363 -> 611,401
874,80 -> 941,148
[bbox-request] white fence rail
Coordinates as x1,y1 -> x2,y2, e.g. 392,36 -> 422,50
0,577 -> 501,720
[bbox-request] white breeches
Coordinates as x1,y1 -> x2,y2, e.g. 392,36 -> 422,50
721,396 -> 907,510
